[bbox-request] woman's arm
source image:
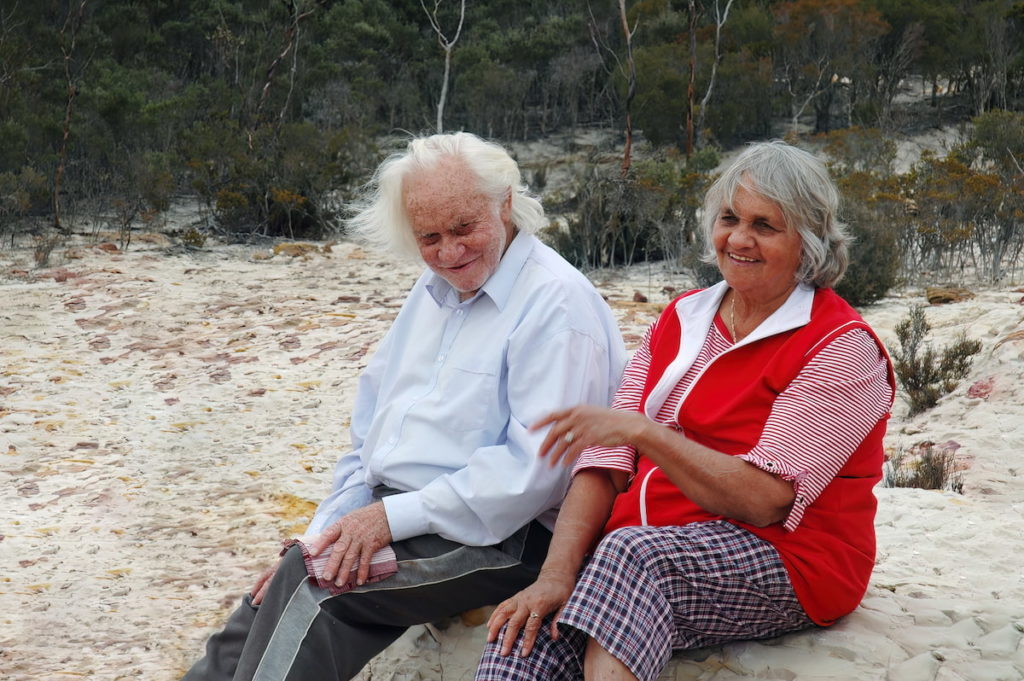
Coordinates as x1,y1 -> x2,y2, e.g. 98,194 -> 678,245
486,467 -> 627,657
535,406 -> 794,528
631,421 -> 795,527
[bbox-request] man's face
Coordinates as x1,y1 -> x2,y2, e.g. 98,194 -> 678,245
403,158 -> 514,300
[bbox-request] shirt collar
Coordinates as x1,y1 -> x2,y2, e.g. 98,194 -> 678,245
680,280 -> 815,345
423,230 -> 534,310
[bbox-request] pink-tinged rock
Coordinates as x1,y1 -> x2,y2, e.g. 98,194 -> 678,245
18,481 -> 40,496
154,374 -> 177,391
209,368 -> 231,383
967,376 -> 995,399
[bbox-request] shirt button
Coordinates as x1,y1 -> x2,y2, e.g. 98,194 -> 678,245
455,309 -> 463,316
437,353 -> 446,362
765,462 -> 774,468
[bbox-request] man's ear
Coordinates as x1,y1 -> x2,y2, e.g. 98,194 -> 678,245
500,189 -> 513,226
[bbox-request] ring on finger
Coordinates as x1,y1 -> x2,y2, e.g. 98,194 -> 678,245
529,611 -> 540,619
563,430 -> 575,444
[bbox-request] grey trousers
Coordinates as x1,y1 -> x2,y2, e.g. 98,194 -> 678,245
181,520 -> 551,681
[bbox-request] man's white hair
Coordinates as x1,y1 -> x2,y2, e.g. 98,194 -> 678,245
347,132 -> 546,260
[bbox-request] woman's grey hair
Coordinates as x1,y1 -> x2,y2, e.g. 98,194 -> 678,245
700,140 -> 850,288
346,132 -> 546,260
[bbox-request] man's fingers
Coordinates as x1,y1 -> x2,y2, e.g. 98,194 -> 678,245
253,581 -> 269,606
336,545 -> 359,587
250,566 -> 276,604
322,537 -> 349,581
355,544 -> 374,585
308,524 -> 341,557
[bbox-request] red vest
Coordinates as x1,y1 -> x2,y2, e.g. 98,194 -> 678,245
604,287 -> 894,626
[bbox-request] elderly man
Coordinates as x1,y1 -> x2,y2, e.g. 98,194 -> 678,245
180,132 -> 625,681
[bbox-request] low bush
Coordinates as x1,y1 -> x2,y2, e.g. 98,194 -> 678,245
891,305 -> 982,416
883,441 -> 963,493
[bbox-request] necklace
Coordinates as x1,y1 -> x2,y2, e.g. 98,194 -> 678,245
729,294 -> 738,341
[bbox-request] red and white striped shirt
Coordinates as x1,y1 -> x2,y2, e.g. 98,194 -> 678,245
574,313 -> 893,531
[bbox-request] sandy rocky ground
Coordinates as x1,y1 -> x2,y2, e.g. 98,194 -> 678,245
1,233 -> 1022,681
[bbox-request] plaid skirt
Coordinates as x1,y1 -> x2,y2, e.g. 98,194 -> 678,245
475,521 -> 813,681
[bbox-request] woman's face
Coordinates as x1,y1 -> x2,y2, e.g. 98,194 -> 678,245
712,183 -> 804,302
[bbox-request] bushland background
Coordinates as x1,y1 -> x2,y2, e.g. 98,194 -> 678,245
2,0 -> 1024,297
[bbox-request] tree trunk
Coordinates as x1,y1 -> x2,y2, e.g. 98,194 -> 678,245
437,46 -> 452,133
53,0 -> 88,234
685,0 -> 698,158
421,0 -> 467,135
697,0 -> 734,149
618,0 -> 636,177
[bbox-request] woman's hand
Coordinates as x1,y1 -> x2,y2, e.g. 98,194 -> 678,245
532,405 -> 650,468
307,502 -> 392,588
486,570 -> 576,657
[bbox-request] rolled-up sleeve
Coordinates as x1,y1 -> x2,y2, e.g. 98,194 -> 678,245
739,328 -> 893,531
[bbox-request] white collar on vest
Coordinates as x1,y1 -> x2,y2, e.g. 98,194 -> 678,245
643,281 -> 815,419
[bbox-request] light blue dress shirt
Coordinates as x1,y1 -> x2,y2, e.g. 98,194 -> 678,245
306,231 -> 626,546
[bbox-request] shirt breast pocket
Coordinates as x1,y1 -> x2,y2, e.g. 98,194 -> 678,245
440,358 -> 500,432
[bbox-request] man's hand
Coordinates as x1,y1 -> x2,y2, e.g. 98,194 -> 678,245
250,558 -> 281,606
308,502 -> 392,589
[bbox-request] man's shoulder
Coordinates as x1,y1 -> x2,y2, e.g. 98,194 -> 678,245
518,236 -> 598,295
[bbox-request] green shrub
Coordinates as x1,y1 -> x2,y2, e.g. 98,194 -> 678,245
180,227 -> 207,249
883,441 -> 963,493
546,164 -> 676,270
891,305 -> 982,416
834,204 -> 901,306
824,129 -> 904,306
546,152 -> 718,272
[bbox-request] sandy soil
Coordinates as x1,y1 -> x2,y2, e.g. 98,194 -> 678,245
2,235 -> 1022,681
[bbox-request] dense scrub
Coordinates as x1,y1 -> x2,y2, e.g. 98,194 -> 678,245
1,1 -> 1022,289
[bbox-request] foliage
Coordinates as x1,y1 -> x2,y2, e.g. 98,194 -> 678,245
773,0 -> 890,133
546,149 -> 718,271
0,0 -> 1022,270
890,305 -> 982,416
883,441 -> 963,493
180,227 -> 207,249
824,128 -> 903,305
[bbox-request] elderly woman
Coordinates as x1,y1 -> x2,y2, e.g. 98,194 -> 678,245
475,140 -> 895,681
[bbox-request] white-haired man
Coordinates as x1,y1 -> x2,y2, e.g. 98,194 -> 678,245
181,132 -> 626,681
